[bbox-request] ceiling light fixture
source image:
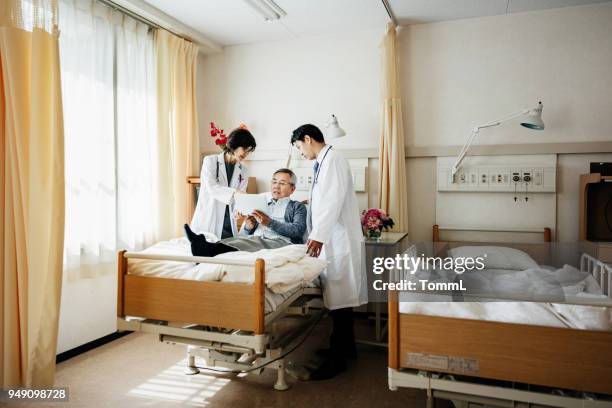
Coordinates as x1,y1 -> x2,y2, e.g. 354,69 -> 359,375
244,0 -> 287,21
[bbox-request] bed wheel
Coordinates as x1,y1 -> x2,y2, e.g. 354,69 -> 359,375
273,361 -> 290,391
185,354 -> 200,375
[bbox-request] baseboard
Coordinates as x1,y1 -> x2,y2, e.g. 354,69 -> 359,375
56,331 -> 133,364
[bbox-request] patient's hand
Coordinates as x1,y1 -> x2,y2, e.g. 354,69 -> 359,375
252,210 -> 271,226
307,239 -> 323,258
244,216 -> 257,230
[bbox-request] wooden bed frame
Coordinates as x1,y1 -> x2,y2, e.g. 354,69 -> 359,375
388,225 -> 612,404
116,250 -> 323,390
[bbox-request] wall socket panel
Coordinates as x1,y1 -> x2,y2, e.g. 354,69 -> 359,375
292,160 -> 367,192
437,155 -> 556,193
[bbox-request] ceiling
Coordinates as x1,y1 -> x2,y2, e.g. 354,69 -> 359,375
141,0 -> 611,47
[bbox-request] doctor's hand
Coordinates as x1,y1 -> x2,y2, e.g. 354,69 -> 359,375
306,239 -> 323,258
252,210 -> 271,226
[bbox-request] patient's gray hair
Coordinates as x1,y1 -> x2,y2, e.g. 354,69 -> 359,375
273,168 -> 297,185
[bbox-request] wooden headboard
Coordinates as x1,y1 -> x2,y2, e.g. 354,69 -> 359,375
432,224 -> 552,265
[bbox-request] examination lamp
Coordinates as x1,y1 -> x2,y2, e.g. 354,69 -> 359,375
326,114 -> 346,139
449,101 -> 545,183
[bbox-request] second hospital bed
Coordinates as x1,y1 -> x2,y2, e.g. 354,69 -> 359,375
388,226 -> 612,407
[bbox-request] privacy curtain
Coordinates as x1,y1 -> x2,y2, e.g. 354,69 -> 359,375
378,23 -> 408,232
156,30 -> 199,240
1,0 -> 65,387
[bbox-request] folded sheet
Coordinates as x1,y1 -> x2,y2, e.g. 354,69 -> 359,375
127,238 -> 327,294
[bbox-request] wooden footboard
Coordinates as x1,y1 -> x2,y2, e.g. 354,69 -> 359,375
388,302 -> 612,395
117,250 -> 265,334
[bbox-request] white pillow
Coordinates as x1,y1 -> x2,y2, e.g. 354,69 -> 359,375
448,246 -> 539,271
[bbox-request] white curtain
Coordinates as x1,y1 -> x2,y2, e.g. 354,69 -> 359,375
59,0 -> 159,280
115,11 -> 159,250
59,0 -> 115,279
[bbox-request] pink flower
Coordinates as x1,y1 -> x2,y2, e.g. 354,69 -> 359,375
361,207 -> 395,233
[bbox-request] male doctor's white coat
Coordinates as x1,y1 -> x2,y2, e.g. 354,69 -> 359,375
308,145 -> 368,310
190,152 -> 249,239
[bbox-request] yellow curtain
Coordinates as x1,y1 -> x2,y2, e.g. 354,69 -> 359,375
156,30 -> 199,240
1,0 -> 65,387
378,23 -> 408,232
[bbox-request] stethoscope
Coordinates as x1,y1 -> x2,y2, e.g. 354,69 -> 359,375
216,154 -> 243,185
313,145 -> 332,186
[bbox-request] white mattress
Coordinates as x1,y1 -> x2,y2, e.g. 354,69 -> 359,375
399,300 -> 611,331
399,266 -> 612,331
127,238 -> 323,313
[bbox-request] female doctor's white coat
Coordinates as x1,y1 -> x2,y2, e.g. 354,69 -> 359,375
307,145 -> 368,310
190,152 -> 249,239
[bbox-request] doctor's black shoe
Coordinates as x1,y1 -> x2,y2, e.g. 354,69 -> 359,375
308,357 -> 347,381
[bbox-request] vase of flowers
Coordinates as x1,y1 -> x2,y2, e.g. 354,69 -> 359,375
361,208 -> 395,241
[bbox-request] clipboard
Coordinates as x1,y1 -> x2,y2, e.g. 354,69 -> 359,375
235,193 -> 269,215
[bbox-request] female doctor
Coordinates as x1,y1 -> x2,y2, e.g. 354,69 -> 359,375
190,128 -> 257,239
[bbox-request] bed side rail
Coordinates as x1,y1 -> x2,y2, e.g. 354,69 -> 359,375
580,253 -> 611,298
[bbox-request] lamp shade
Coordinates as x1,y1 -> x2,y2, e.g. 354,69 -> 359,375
326,114 -> 346,139
520,101 -> 545,130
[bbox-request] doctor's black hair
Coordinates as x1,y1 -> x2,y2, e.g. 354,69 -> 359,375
225,128 -> 257,153
290,124 -> 325,145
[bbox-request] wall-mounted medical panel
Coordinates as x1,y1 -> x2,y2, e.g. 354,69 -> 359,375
291,158 -> 368,192
437,155 -> 556,192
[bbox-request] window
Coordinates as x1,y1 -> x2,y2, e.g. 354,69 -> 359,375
59,0 -> 159,278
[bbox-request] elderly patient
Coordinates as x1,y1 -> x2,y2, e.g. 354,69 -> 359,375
184,168 -> 307,257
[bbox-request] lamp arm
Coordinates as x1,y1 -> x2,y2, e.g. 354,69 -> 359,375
449,109 -> 529,183
450,127 -> 479,182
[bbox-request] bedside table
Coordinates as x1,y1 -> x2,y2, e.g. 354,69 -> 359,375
362,231 -> 409,345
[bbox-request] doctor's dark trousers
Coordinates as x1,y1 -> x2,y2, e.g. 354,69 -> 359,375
329,308 -> 356,356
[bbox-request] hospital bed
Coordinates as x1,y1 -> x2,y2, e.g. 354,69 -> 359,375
116,239 -> 325,390
388,225 -> 612,407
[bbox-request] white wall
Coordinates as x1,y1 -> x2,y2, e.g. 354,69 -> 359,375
57,269 -> 117,354
196,3 -> 612,243
401,2 -> 612,146
197,28 -> 384,152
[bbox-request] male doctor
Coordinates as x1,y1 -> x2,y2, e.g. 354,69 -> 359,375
290,124 -> 367,380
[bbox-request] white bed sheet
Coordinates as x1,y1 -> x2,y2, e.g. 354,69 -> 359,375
399,300 -> 611,330
399,265 -> 612,331
127,238 -> 323,313
399,246 -> 612,331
